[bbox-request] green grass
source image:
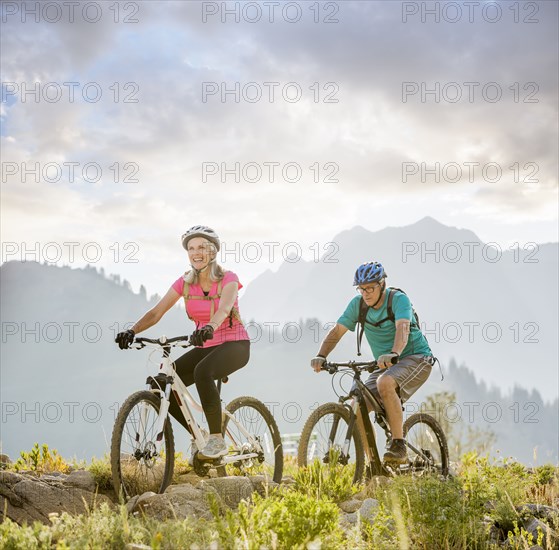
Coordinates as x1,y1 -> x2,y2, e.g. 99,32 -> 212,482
294,449 -> 359,503
2,447 -> 558,550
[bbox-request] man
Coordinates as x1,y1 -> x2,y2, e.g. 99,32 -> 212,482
310,261 -> 434,463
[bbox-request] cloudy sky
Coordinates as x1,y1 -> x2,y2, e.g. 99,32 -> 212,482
1,0 -> 557,294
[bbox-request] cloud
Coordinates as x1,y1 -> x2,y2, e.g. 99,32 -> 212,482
1,0 -> 557,292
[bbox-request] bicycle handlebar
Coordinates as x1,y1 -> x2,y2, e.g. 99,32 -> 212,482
132,335 -> 192,349
322,355 -> 399,375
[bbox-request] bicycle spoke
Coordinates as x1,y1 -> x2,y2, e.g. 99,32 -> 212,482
220,398 -> 282,482
403,414 -> 448,476
298,403 -> 363,483
113,393 -> 174,498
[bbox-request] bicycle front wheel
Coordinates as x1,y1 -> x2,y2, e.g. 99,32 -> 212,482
298,403 -> 365,484
403,413 -> 449,477
219,396 -> 283,483
111,390 -> 175,500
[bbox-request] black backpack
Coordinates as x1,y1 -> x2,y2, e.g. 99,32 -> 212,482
356,287 -> 420,356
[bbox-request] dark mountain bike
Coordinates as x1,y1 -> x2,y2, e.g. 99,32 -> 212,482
297,359 -> 449,482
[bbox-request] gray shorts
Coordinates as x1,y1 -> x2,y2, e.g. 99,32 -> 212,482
362,354 -> 434,412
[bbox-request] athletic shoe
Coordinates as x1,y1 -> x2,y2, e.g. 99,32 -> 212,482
198,435 -> 228,459
383,439 -> 408,464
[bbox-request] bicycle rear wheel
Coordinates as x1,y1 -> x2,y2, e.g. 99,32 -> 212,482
111,390 -> 175,500
219,396 -> 283,483
402,413 -> 449,477
297,403 -> 365,484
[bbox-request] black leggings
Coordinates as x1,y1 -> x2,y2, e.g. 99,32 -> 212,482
168,340 -> 250,434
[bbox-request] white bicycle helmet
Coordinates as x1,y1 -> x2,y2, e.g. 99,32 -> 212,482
181,225 -> 221,252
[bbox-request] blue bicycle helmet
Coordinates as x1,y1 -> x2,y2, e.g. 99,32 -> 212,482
353,261 -> 386,286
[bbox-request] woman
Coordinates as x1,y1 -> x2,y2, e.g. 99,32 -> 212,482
115,225 -> 250,459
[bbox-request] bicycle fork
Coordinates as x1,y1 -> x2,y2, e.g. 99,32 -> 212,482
134,379 -> 173,459
324,398 -> 360,465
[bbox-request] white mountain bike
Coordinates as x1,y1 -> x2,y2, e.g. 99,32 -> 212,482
110,335 -> 283,499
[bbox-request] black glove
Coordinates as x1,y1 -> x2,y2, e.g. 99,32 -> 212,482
190,325 -> 214,347
115,329 -> 135,350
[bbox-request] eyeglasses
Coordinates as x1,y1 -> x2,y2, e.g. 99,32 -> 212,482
356,283 -> 381,295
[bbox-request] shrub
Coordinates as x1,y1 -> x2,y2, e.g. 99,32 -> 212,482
0,503 -> 213,550
458,452 -> 532,529
86,455 -> 113,490
374,474 -> 488,549
534,464 -> 558,487
213,490 -> 342,549
13,443 -> 70,474
295,451 -> 358,503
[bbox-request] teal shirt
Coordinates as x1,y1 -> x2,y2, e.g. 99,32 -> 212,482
337,289 -> 432,359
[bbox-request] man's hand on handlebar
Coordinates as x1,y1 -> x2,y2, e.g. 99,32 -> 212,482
377,352 -> 400,369
115,329 -> 135,350
311,355 -> 326,373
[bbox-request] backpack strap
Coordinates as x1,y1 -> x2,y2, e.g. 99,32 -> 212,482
356,297 -> 367,356
355,288 -> 419,355
182,272 -> 242,328
388,288 -> 420,327
362,290 -> 395,328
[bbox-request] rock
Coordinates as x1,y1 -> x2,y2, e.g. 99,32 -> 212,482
339,511 -> 358,527
197,477 -> 254,509
174,472 -> 200,486
0,471 -> 113,525
482,515 -> 503,544
358,498 -> 379,523
126,495 -> 140,515
487,524 -> 503,545
136,491 -> 157,508
249,475 -> 279,498
0,472 -> 26,485
41,474 -> 69,484
518,504 -> 559,522
0,454 -> 12,469
125,545 -> 152,550
522,517 -> 559,550
0,479 -> 24,508
281,475 -> 296,487
338,499 -> 362,513
366,475 -> 393,493
64,470 -> 96,492
446,463 -> 458,478
133,484 -> 224,521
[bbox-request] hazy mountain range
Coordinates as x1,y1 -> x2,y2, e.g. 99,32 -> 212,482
241,217 -> 558,400
1,218 -> 557,464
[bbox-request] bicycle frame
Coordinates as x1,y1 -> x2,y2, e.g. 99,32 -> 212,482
134,338 -> 261,466
329,362 -> 441,475
336,371 -> 391,476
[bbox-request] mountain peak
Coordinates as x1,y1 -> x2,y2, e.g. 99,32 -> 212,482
412,216 -> 446,228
